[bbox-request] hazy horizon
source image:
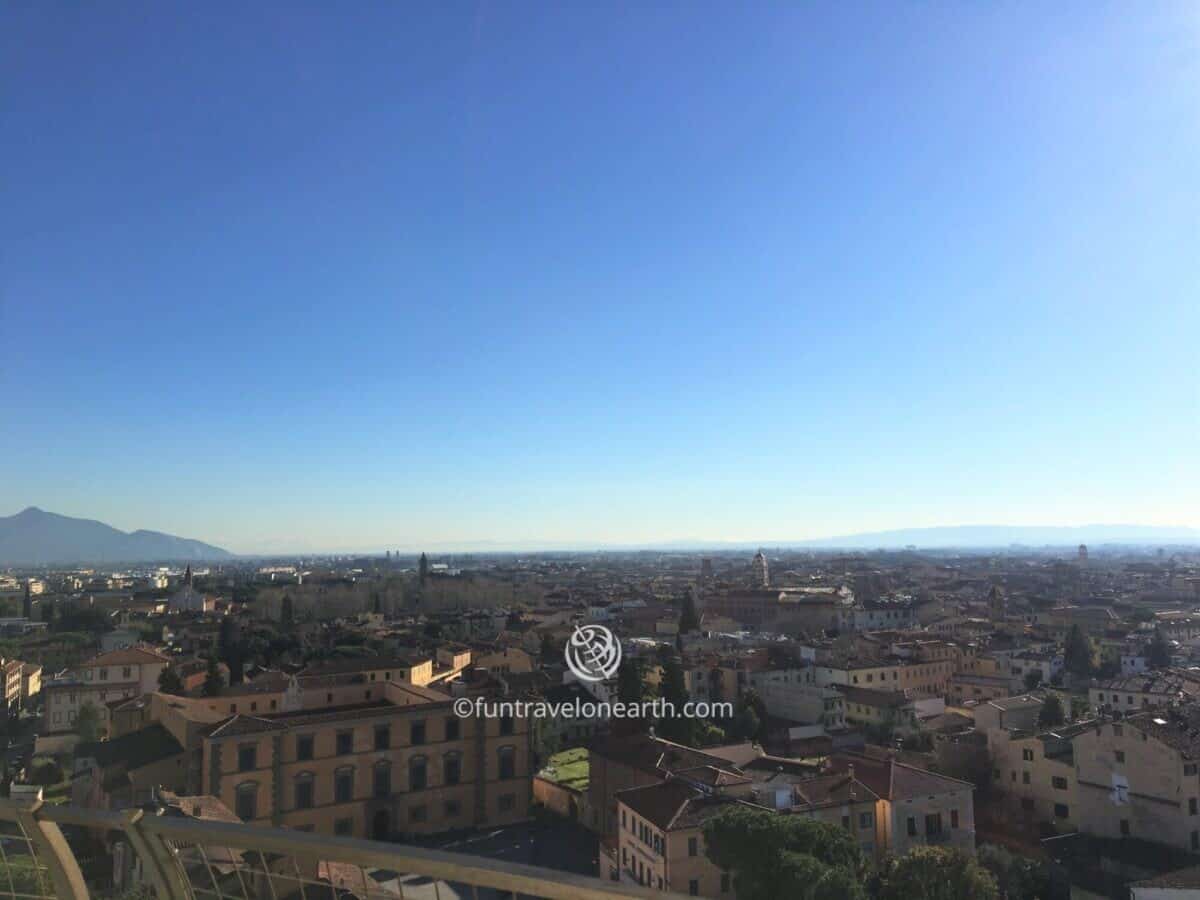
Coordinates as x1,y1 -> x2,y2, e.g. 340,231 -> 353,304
4,4 -> 1197,553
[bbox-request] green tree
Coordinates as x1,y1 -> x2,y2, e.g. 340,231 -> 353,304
1023,669 -> 1043,692
878,846 -> 998,900
617,658 -> 646,705
75,702 -> 101,743
658,655 -> 698,745
977,844 -> 1050,900
679,593 -> 700,634
1037,694 -> 1065,728
1063,625 -> 1093,679
157,666 -> 184,695
702,806 -> 867,900
1146,629 -> 1172,669
203,656 -> 224,696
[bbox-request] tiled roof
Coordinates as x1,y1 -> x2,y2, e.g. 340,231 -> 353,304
837,685 -> 913,709
84,647 -> 171,667
299,655 -> 430,677
826,752 -> 972,800
76,723 -> 183,770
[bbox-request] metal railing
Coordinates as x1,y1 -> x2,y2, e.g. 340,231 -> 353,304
0,799 -> 685,900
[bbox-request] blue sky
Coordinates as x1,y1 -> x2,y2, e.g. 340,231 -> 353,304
2,3 -> 1197,553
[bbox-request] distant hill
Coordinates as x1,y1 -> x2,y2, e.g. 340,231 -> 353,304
0,507 -> 233,565
792,524 -> 1200,549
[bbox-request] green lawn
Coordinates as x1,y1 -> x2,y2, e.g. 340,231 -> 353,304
539,747 -> 589,791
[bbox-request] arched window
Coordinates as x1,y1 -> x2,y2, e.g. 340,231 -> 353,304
373,760 -> 392,798
443,751 -> 462,786
409,755 -> 427,791
235,782 -> 257,821
294,772 -> 314,810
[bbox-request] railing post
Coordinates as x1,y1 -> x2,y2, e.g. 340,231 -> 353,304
121,809 -> 193,900
12,800 -> 90,900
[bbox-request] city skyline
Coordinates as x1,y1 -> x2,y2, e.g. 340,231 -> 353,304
4,3 -> 1197,552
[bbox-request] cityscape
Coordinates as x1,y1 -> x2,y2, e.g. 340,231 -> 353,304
1,527 -> 1199,899
3,3 -> 1197,900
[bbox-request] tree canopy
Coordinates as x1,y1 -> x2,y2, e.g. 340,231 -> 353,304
157,666 -> 184,695
1146,629 -> 1172,669
75,702 -> 101,743
702,806 -> 867,900
1063,625 -> 1093,678
877,846 -> 998,900
203,656 -> 224,696
1037,693 -> 1065,728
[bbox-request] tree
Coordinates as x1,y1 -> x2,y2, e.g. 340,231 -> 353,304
657,655 -> 698,745
280,594 -> 294,628
679,593 -> 700,634
1023,670 -> 1043,692
157,666 -> 184,695
1063,625 -> 1093,679
733,689 -> 768,743
203,656 -> 224,696
878,846 -> 998,900
702,806 -> 867,900
539,632 -> 556,662
977,844 -> 1051,900
75,702 -> 101,743
1146,629 -> 1172,669
1038,694 -> 1065,728
219,617 -> 245,685
617,658 -> 646,705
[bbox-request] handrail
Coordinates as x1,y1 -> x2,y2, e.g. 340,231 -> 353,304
0,799 -> 684,900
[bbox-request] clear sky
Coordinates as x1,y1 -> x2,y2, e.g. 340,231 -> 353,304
2,3 -> 1197,553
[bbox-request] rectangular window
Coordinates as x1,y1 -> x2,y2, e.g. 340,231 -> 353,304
1186,764 -> 1198,776
445,717 -> 460,741
296,735 -> 313,761
950,810 -> 959,828
688,836 -> 698,857
445,755 -> 461,785
375,725 -> 390,750
499,714 -> 514,736
1120,819 -> 1130,836
1052,776 -> 1068,790
498,747 -> 515,780
1054,804 -> 1070,819
374,765 -> 392,798
294,779 -> 313,810
859,812 -> 872,829
1191,798 -> 1198,815
411,721 -> 426,745
334,818 -> 353,836
1115,751 -> 1126,764
907,817 -> 917,836
238,744 -> 257,773
337,730 -> 353,755
1022,749 -> 1034,761
445,799 -> 461,817
410,804 -> 427,823
689,880 -> 699,896
1022,771 -> 1030,784
925,813 -> 942,837
335,770 -> 354,803
499,793 -> 516,812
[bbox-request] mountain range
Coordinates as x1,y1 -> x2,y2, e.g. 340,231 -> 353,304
0,507 -> 233,565
1,508 -> 1195,563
